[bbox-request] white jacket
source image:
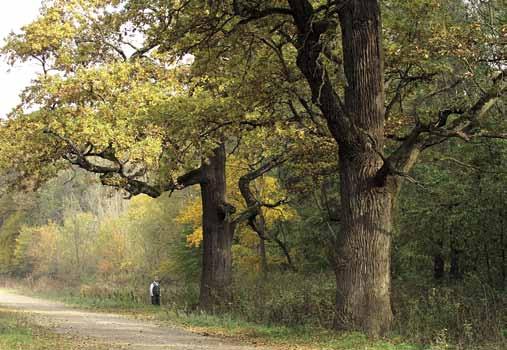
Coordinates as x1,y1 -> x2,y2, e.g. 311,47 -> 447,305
149,281 -> 160,296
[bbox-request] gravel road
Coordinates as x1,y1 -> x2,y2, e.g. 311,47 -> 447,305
0,289 -> 269,350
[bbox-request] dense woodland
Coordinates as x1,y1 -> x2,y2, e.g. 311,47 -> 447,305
0,0 -> 506,349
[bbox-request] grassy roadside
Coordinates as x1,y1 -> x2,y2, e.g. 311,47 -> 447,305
15,288 -> 505,350
22,288 -> 422,350
0,309 -> 110,350
157,310 -> 422,350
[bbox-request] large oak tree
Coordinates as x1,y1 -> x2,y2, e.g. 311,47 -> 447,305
139,0 -> 505,336
0,0 -> 298,311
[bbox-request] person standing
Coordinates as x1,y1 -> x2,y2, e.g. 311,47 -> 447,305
149,279 -> 161,306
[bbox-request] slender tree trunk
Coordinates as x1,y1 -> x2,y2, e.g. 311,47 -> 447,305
198,144 -> 234,311
254,210 -> 268,278
449,234 -> 462,280
274,223 -> 296,272
434,239 -> 445,280
449,247 -> 461,279
72,226 -> 81,274
484,242 -> 492,284
501,216 -> 506,290
258,236 -> 268,277
255,211 -> 268,277
237,157 -> 293,274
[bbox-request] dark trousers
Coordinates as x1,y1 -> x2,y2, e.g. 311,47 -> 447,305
151,294 -> 160,305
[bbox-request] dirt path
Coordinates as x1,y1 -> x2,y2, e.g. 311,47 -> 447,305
0,289 -> 269,350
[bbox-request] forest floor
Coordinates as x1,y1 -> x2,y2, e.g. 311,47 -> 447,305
0,288 -> 273,350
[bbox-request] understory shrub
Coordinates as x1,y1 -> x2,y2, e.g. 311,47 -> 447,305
393,274 -> 507,348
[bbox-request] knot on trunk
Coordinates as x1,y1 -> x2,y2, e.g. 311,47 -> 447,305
218,202 -> 236,220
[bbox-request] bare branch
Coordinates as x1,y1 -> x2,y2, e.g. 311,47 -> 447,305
231,155 -> 288,225
436,157 -> 507,174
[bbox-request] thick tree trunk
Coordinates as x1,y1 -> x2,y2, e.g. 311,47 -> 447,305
334,1 -> 393,337
289,0 -> 398,336
334,154 -> 395,337
198,144 -> 234,311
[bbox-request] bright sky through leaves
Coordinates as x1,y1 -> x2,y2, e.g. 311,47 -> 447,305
0,0 -> 42,119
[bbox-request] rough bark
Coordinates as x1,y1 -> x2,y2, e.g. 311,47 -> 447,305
331,1 -> 394,336
287,0 -> 395,336
335,153 -> 395,336
198,143 -> 235,310
234,0 -> 505,337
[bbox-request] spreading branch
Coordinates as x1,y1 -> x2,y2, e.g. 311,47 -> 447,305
230,155 -> 288,225
43,129 -> 203,198
379,69 -> 507,185
231,154 -> 295,270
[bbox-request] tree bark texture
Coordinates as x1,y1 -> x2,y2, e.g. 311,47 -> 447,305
289,0 -> 399,336
335,153 -> 394,336
198,144 -> 234,311
333,0 -> 394,336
